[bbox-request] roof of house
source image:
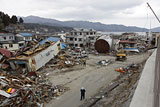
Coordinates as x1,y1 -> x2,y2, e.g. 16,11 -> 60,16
39,37 -> 60,45
19,33 -> 32,37
0,33 -> 14,36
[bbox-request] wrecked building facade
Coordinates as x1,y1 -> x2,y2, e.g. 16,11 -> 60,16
8,40 -> 60,72
66,28 -> 98,48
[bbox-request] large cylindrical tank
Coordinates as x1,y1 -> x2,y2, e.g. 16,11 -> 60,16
95,36 -> 112,53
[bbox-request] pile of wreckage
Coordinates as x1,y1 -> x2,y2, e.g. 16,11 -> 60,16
0,37 -> 62,72
0,37 -> 88,73
115,63 -> 140,73
45,51 -> 87,70
0,39 -> 70,106
0,71 -> 67,107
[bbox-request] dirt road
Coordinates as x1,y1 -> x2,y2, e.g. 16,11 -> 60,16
45,52 -> 151,107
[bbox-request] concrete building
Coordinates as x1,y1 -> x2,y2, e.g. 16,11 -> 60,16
9,37 -> 61,72
66,28 -> 98,48
121,32 -> 138,40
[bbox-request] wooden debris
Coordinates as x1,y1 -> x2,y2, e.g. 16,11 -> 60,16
0,71 -> 67,107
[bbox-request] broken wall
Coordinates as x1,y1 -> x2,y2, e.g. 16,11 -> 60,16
33,41 -> 60,71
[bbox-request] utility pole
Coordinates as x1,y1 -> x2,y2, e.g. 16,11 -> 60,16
147,2 -> 160,24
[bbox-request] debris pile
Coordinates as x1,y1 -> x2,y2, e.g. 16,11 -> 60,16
115,64 -> 140,73
45,50 -> 88,70
0,71 -> 67,107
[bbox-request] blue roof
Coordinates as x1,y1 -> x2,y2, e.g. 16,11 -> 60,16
61,43 -> 67,49
39,37 -> 60,45
124,48 -> 139,52
19,33 -> 32,37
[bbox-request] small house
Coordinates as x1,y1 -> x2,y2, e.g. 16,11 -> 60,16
16,33 -> 33,42
0,33 -> 15,42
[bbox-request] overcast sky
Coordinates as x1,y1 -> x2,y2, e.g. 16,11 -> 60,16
0,0 -> 160,28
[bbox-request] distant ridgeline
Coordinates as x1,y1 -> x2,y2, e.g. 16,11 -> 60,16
0,11 -> 24,30
24,23 -> 73,33
22,15 -> 154,32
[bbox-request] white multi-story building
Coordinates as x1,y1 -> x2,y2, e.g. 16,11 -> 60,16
66,28 -> 98,47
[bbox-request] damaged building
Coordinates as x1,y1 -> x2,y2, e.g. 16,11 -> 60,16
8,37 -> 61,73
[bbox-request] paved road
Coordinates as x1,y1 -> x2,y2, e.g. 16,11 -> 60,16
45,53 -> 151,107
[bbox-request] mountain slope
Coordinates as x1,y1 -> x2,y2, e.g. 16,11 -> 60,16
22,15 -> 148,32
22,15 -> 62,27
152,27 -> 160,32
24,23 -> 73,33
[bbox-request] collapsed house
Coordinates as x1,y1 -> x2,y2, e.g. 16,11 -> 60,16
8,37 -> 61,72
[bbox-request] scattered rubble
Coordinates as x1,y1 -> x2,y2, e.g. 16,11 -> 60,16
115,63 -> 140,73
0,71 -> 68,107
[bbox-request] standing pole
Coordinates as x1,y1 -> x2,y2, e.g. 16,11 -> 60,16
147,2 -> 160,24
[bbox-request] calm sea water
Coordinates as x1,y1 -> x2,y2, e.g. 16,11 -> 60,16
100,32 -> 146,36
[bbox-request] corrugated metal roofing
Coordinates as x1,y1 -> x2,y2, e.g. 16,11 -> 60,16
19,33 -> 32,37
39,37 -> 60,45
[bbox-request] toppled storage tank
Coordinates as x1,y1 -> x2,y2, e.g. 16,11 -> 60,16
95,35 -> 113,53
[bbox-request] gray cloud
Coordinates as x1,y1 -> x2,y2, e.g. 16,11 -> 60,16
0,0 -> 160,27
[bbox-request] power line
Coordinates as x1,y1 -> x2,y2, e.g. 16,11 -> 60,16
147,2 -> 160,24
